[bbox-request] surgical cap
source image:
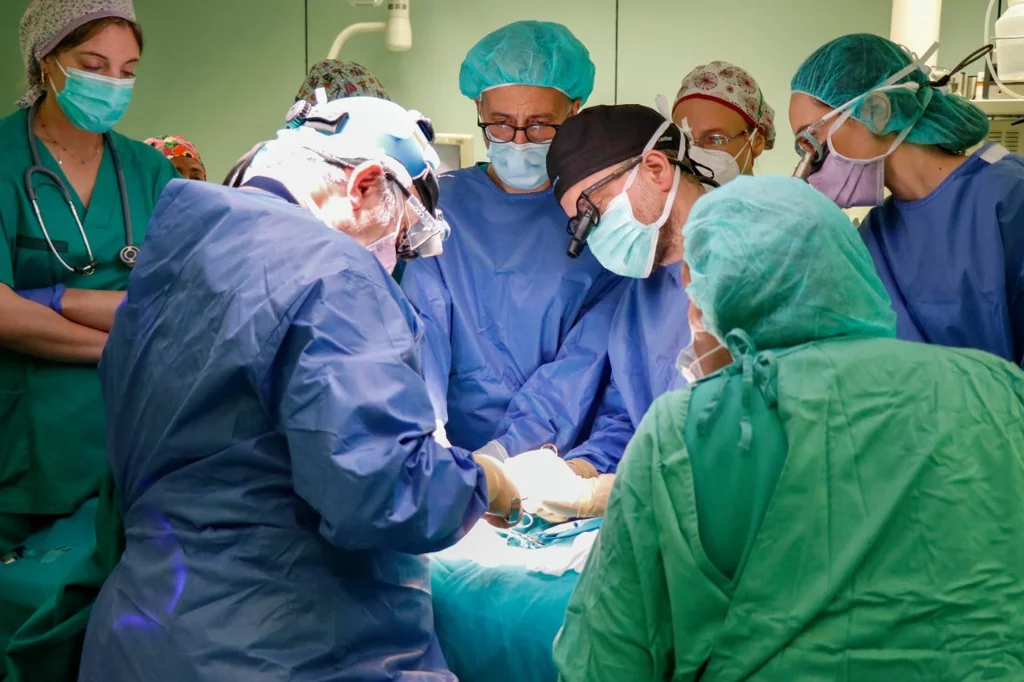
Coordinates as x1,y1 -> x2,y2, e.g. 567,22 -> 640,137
791,33 -> 989,153
18,0 -> 136,108
675,61 -> 776,150
459,20 -> 596,103
245,96 -> 440,193
296,59 -> 391,103
683,176 -> 896,351
145,135 -> 204,167
548,104 -> 682,202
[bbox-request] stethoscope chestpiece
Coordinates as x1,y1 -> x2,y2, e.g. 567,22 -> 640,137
119,245 -> 140,268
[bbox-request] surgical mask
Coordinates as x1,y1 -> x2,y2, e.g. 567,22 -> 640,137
586,112 -> 686,279
368,231 -> 400,273
686,130 -> 756,185
366,183 -> 406,273
51,62 -> 134,134
675,337 -> 726,384
807,143 -> 886,209
588,163 -> 681,279
798,43 -> 936,209
806,99 -> 929,208
487,141 -> 550,190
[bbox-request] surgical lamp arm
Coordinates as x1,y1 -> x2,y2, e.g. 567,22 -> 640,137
327,22 -> 386,60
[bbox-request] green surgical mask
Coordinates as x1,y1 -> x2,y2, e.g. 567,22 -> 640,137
52,62 -> 135,134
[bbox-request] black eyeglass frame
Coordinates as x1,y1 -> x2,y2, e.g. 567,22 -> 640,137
477,121 -> 562,144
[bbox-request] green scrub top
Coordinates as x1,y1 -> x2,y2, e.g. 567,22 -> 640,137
0,106 -> 176,537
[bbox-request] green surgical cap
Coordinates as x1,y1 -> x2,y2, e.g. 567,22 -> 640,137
683,176 -> 897,351
791,33 -> 989,153
459,20 -> 595,103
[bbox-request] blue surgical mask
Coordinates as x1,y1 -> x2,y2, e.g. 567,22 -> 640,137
487,141 -> 550,191
587,164 -> 682,278
51,62 -> 135,134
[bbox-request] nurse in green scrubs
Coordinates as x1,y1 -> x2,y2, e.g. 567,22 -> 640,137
0,1 -> 173,677
0,1 -> 174,552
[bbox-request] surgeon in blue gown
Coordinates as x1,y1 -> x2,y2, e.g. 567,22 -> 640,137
78,97 -> 522,682
496,105 -> 727,523
401,21 -> 624,459
791,34 -> 1024,366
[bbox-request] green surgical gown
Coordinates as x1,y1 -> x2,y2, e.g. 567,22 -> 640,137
0,105 -> 174,680
556,337 -> 1024,681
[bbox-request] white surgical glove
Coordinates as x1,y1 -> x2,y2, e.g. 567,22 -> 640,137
504,448 -> 614,522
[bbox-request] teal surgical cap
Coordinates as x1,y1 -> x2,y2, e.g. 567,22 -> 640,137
683,176 -> 897,351
791,34 -> 989,153
459,20 -> 596,103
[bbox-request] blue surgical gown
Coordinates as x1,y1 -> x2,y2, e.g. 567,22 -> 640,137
78,178 -> 488,682
862,143 -> 1024,366
496,263 -> 691,473
401,164 -> 624,452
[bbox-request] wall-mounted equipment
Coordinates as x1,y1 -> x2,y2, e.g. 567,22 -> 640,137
329,0 -> 412,58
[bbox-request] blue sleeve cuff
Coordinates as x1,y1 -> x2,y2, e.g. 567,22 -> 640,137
474,440 -> 509,462
18,283 -> 66,313
565,449 -> 621,475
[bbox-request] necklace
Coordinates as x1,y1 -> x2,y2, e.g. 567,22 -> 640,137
38,118 -> 102,167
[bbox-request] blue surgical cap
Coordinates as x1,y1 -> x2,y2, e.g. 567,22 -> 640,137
459,20 -> 596,103
791,34 -> 989,153
683,176 -> 897,351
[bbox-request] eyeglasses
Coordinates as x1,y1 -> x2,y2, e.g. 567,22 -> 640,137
477,121 -> 560,144
691,128 -> 753,149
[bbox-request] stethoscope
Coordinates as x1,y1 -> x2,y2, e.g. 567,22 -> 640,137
23,102 -> 139,276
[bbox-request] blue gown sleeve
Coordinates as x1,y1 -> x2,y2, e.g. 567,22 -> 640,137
562,376 -> 635,474
491,277 -> 627,458
400,255 -> 453,423
267,269 -> 488,554
999,178 -> 1024,367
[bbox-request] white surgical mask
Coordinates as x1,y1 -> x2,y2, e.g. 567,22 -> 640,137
675,337 -> 727,384
686,130 -> 756,185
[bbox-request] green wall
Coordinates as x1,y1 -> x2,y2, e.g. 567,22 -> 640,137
0,0 -> 997,179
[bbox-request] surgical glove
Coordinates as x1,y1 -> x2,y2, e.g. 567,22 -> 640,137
17,284 -> 67,314
505,449 -> 612,522
433,419 -> 452,448
540,474 -> 615,522
473,454 -> 521,529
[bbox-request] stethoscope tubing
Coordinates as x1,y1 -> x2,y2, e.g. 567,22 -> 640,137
24,101 -> 137,275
